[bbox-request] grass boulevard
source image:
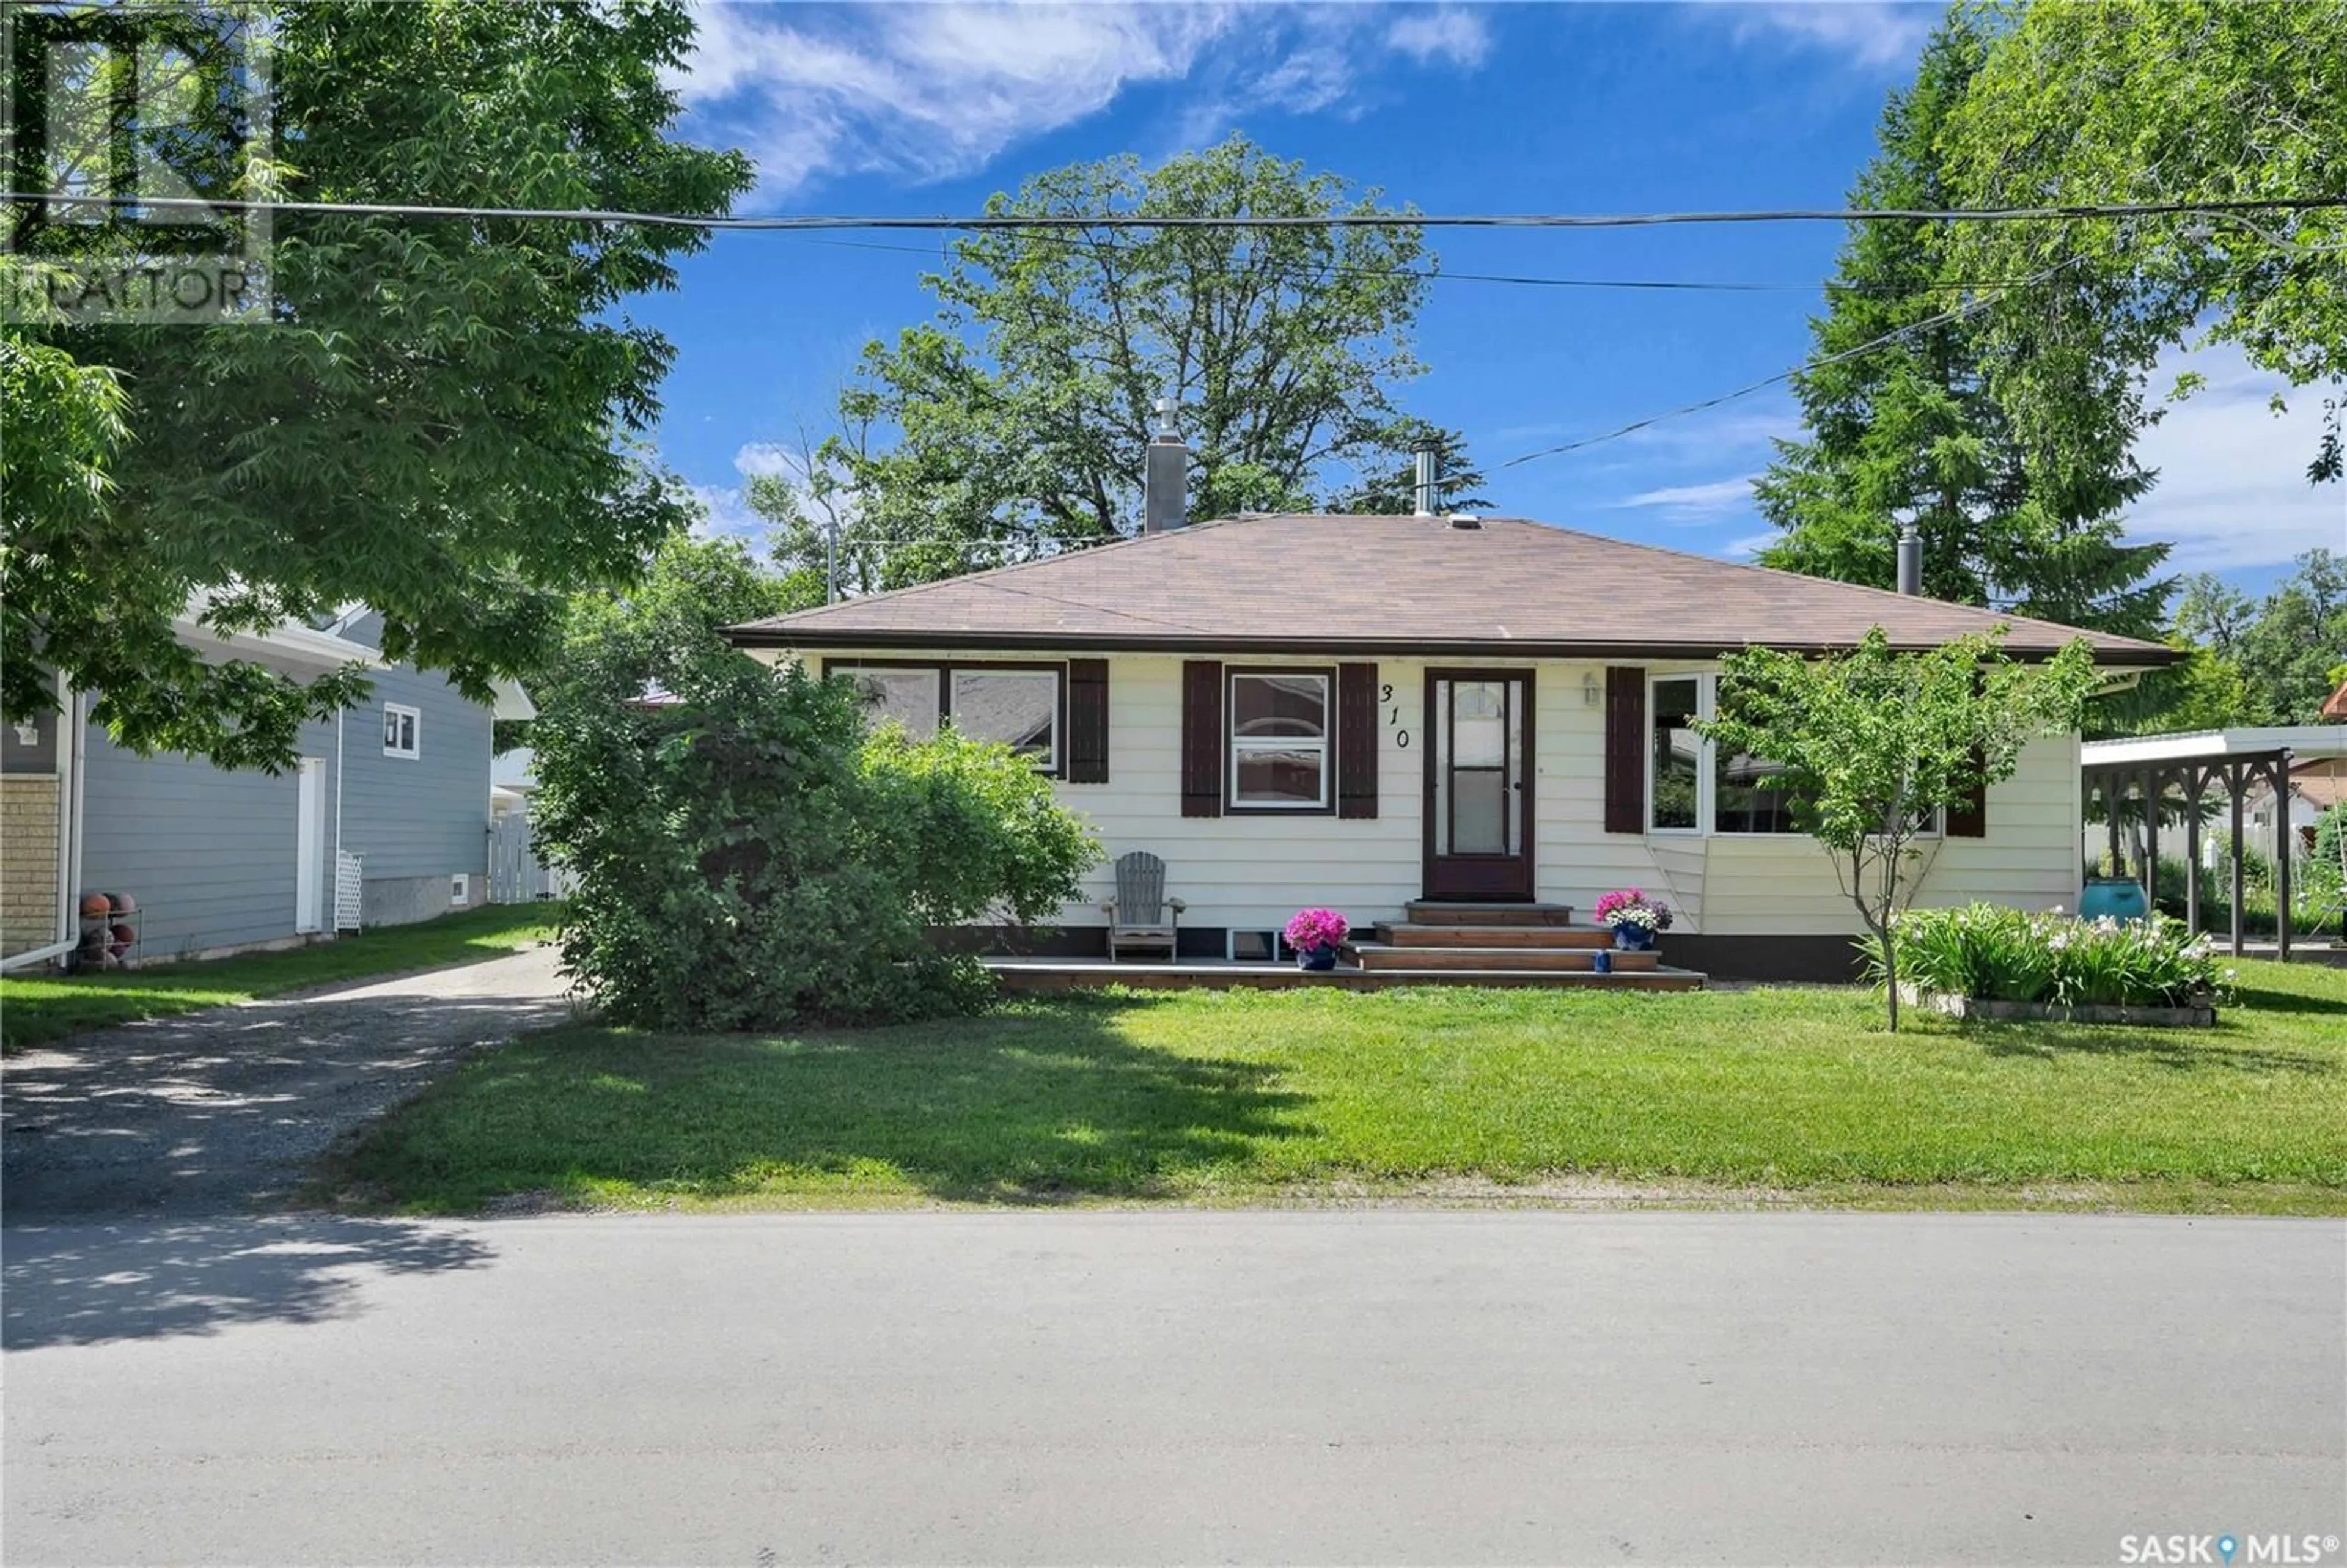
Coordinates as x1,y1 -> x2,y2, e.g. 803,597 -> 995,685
323,957 -> 2347,1218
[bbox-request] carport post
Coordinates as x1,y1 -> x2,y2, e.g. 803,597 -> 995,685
2275,757 -> 2293,963
2106,773 -> 2123,876
2228,768 -> 2246,958
2141,768 -> 2159,909
2182,773 -> 2202,937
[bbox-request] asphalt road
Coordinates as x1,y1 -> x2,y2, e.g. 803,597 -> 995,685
1,947 -> 574,1222
5,1211 -> 2341,1565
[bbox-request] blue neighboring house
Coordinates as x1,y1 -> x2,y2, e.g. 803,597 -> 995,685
0,607 -> 531,969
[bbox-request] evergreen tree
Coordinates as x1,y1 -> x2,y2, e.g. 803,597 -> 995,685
1755,13 -> 2170,636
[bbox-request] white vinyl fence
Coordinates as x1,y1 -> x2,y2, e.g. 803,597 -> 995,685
489,813 -> 571,904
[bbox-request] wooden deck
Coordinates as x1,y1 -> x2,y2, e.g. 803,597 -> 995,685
986,903 -> 1706,992
984,956 -> 1707,992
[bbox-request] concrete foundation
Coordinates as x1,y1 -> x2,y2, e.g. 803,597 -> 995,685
361,872 -> 482,929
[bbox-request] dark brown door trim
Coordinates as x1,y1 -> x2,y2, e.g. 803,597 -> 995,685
1420,667 -> 1536,901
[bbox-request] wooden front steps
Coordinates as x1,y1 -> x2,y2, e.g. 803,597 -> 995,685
1401,900 -> 1580,926
1352,943 -> 1659,972
1373,923 -> 1615,948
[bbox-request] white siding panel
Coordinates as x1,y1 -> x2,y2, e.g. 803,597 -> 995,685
766,648 -> 2085,939
1697,733 -> 2083,935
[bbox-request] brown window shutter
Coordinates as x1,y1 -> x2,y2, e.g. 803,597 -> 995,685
1180,660 -> 1223,817
1947,748 -> 1988,837
1603,667 -> 1647,834
1336,662 -> 1378,819
1065,659 -> 1109,783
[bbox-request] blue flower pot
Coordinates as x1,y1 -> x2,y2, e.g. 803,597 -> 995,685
1297,945 -> 1338,972
1613,926 -> 1654,952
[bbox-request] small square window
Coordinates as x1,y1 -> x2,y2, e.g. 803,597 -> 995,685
842,667 -> 941,740
1229,930 -> 1284,962
1229,670 -> 1331,809
950,669 -> 1059,769
382,703 -> 421,760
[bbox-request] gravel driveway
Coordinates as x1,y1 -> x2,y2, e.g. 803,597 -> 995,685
1,947 -> 576,1222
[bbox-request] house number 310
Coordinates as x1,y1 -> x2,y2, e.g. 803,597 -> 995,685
1381,683 -> 1410,748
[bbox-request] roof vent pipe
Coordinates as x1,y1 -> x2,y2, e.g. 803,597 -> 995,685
1144,392 -> 1186,533
1412,439 -> 1441,518
1895,520 -> 1923,596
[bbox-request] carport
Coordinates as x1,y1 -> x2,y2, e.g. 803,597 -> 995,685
2080,726 -> 2347,959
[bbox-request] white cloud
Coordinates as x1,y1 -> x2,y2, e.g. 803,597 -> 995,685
1612,474 -> 1760,521
1721,2 -> 1937,69
687,482 -> 766,549
676,2 -> 1499,204
1386,7 -> 1493,68
2128,345 -> 2346,576
1726,530 -> 1782,559
733,441 -> 795,480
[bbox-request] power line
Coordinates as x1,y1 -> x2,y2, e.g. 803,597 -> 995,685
1499,254 -> 2087,469
793,230 -> 2062,296
7,191 -> 2342,232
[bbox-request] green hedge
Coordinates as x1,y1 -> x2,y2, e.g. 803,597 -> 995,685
531,653 -> 1099,1031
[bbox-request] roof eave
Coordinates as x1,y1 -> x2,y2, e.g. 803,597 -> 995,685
722,625 -> 2183,667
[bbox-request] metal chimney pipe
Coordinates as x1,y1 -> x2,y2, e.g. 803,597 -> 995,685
1144,393 -> 1186,533
1412,441 -> 1440,517
1895,521 -> 1923,596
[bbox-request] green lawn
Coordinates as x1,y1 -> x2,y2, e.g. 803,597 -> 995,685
1,903 -> 560,1051
326,958 -> 2347,1216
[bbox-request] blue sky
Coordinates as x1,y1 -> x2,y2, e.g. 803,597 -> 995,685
636,1 -> 2342,595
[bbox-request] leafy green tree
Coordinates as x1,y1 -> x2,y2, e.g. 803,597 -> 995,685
1947,0 -> 2347,482
2235,551 -> 2347,724
2092,645 -> 2252,738
556,531 -> 812,702
814,136 -> 1436,588
1696,628 -> 2100,1030
1755,14 -> 2170,636
1329,423 -> 1491,515
4,0 -> 751,769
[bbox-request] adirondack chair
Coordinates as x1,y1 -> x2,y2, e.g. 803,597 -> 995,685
1102,851 -> 1184,962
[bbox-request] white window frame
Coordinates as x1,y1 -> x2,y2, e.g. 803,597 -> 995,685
1227,669 -> 1332,811
1645,673 -> 1706,837
382,702 -> 421,760
1647,672 -> 1939,838
948,667 -> 1061,774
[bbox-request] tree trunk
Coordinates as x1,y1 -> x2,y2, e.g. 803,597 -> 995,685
1881,921 -> 1900,1033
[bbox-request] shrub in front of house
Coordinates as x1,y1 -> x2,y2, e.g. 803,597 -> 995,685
532,653 -> 1099,1031
1864,904 -> 2227,1011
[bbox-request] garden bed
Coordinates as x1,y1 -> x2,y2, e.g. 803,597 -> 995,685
1909,989 -> 2217,1028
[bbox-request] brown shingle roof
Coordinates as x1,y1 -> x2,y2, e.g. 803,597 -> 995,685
728,513 -> 2180,665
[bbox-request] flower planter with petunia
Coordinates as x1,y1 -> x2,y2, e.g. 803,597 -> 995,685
1284,907 -> 1350,972
1594,888 -> 1675,952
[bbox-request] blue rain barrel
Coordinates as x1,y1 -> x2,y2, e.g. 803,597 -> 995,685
2078,876 -> 2150,923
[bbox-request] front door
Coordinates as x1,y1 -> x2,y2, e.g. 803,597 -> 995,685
1422,670 -> 1533,901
